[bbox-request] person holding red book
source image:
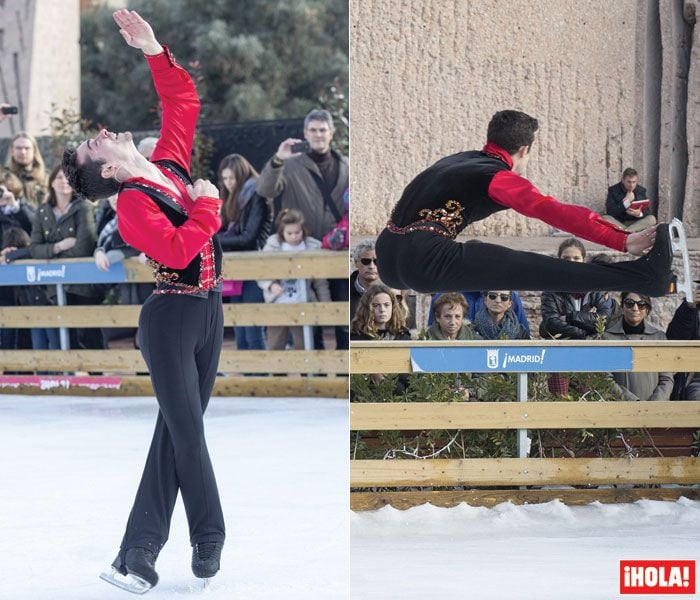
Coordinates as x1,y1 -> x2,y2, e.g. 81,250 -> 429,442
603,167 -> 657,232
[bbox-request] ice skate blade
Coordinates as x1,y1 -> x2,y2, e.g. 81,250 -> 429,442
669,218 -> 695,302
100,568 -> 152,595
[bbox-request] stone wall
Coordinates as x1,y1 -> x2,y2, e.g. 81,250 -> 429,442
350,0 -> 699,235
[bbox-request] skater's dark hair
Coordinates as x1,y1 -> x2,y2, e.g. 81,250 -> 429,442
622,167 -> 638,179
557,237 -> 586,260
62,146 -> 120,201
487,110 -> 539,154
433,292 -> 468,319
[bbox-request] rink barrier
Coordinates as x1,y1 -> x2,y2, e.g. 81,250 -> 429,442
349,340 -> 700,510
0,252 -> 348,398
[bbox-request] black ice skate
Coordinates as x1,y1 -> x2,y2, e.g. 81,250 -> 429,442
635,221 -> 677,297
192,541 -> 223,580
669,218 -> 695,302
99,547 -> 159,595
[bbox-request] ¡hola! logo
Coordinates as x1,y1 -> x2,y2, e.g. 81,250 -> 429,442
620,560 -> 695,595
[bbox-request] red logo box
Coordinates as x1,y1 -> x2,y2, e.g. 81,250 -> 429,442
620,560 -> 696,595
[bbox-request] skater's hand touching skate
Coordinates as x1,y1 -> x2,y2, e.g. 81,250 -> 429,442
625,225 -> 657,256
113,9 -> 163,56
186,179 -> 220,203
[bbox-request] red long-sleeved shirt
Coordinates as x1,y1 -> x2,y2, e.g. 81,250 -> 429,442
117,47 -> 222,284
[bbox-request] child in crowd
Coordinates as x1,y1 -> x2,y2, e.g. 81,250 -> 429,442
258,209 -> 330,350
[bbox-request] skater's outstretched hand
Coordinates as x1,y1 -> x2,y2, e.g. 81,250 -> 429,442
626,225 -> 657,256
112,10 -> 163,56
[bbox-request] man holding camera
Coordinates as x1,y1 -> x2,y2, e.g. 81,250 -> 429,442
257,109 -> 349,349
603,167 -> 657,232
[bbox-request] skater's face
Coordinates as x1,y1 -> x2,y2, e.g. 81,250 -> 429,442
371,293 -> 392,327
560,246 -> 584,262
75,129 -> 138,181
622,175 -> 638,193
220,168 -> 237,193
485,291 -> 512,321
303,120 -> 334,154
356,250 -> 379,286
282,223 -> 305,246
622,293 -> 649,327
436,304 -> 465,339
11,137 -> 34,167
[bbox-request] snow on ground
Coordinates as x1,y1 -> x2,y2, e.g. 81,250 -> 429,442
351,498 -> 700,599
0,395 -> 348,600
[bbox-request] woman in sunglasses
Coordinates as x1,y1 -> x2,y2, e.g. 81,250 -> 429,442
602,293 -> 673,401
474,291 -> 530,340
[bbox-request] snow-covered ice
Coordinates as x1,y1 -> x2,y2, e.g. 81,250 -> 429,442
0,395 -> 349,599
351,496 -> 700,599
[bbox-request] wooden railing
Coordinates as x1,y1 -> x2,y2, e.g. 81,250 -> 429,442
0,251 -> 348,398
350,340 -> 700,510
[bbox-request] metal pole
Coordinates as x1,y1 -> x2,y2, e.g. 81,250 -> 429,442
299,279 -> 313,350
517,372 -> 529,458
55,284 -> 69,350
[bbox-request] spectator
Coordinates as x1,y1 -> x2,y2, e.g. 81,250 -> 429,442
4,131 -> 47,207
257,109 -> 349,350
322,188 -> 349,251
217,153 -> 272,351
0,169 -> 36,350
350,283 -> 410,341
665,286 -> 700,400
350,241 -> 379,321
427,290 -> 531,335
603,167 -> 656,232
540,238 -> 613,395
425,292 -> 480,340
602,292 -> 673,401
1,227 -> 59,350
258,209 -> 330,351
474,290 -> 530,340
30,165 -> 102,350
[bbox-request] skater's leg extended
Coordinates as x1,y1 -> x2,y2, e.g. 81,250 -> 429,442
377,228 -> 675,296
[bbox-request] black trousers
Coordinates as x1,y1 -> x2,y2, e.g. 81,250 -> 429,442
117,291 -> 225,560
375,228 -> 672,296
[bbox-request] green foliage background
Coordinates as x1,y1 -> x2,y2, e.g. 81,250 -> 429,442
80,0 -> 348,130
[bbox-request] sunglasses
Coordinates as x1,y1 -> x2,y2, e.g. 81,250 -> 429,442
359,258 -> 378,266
487,293 -> 511,301
622,299 -> 650,310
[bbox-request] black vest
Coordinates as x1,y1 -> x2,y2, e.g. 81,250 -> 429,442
121,160 -> 222,295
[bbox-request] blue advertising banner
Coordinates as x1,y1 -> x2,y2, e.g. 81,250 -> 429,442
0,262 -> 127,286
410,345 -> 633,373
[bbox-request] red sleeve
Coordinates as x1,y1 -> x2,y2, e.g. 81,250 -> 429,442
117,189 -> 222,269
488,170 -> 629,252
145,47 -> 200,174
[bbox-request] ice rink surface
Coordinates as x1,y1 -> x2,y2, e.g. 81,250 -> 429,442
351,497 -> 700,599
0,395 -> 348,599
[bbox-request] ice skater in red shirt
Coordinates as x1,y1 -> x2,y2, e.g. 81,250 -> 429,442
63,10 -> 224,593
377,110 -> 680,298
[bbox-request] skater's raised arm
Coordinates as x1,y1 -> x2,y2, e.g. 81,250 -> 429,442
112,9 -> 199,173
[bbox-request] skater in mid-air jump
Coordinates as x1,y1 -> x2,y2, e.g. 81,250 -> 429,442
63,10 -> 225,593
376,110 -> 691,300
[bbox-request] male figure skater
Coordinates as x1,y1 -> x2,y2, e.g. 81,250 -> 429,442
376,110 -> 678,297
63,10 -> 224,593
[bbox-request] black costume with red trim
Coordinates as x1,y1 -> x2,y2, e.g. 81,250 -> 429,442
112,46 -> 225,572
376,142 -> 671,296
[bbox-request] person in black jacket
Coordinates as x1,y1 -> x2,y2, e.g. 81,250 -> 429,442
603,167 -> 657,232
216,153 -> 272,350
666,287 -> 700,400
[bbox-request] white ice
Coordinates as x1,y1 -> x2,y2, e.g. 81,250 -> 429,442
351,496 -> 700,599
0,395 -> 349,599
